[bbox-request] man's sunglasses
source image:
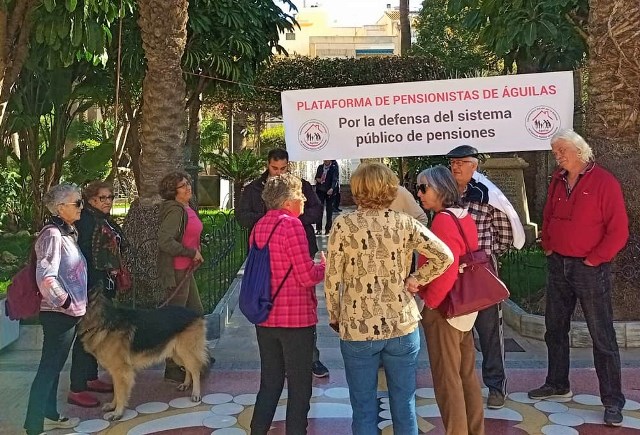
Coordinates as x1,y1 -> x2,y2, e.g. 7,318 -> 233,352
415,184 -> 428,194
60,199 -> 84,208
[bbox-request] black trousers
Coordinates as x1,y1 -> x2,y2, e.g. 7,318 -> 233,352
251,325 -> 315,435
315,190 -> 334,232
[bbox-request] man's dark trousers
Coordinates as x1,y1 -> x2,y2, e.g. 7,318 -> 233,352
544,253 -> 625,408
475,303 -> 506,395
315,190 -> 334,233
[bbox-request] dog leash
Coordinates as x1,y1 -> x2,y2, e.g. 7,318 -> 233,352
157,263 -> 197,309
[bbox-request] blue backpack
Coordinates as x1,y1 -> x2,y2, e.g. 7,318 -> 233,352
239,220 -> 292,324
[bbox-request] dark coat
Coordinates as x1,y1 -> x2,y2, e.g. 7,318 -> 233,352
76,204 -> 125,298
235,170 -> 322,256
314,163 -> 339,193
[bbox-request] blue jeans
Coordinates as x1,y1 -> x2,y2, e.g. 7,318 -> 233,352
340,328 -> 420,435
24,312 -> 79,435
545,253 -> 625,408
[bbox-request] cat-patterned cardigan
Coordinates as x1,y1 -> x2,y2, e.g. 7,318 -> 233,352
324,209 -> 453,341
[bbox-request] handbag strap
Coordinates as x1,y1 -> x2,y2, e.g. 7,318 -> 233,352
440,209 -> 473,255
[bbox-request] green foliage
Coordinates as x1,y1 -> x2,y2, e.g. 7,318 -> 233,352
200,115 -> 228,154
259,125 -> 285,156
31,0 -> 134,69
253,56 -> 448,115
389,156 -> 450,183
449,0 -> 588,72
203,148 -> 265,188
0,167 -> 27,230
63,120 -> 113,185
412,0 -> 495,74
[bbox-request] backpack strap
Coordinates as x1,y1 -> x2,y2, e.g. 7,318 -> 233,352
271,265 -> 293,304
261,218 -> 293,305
440,209 -> 473,255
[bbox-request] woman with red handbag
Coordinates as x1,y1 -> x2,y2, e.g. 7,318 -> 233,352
68,181 -> 127,407
415,166 -> 485,435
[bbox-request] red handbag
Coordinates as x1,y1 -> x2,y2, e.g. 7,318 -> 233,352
115,265 -> 132,292
437,210 -> 510,319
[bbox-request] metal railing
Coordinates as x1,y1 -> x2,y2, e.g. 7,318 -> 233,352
197,213 -> 248,312
498,246 -> 547,315
122,210 -> 248,312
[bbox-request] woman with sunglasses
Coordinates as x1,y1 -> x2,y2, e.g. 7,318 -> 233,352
158,171 -> 205,382
415,166 -> 485,435
67,180 -> 126,407
24,183 -> 87,435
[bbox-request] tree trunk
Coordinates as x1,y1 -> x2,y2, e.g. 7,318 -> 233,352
399,0 -> 411,55
122,0 -> 189,308
586,0 -> 640,320
0,0 -> 36,134
136,0 -> 189,200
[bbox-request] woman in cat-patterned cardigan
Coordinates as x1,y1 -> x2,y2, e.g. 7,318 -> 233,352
325,162 -> 453,435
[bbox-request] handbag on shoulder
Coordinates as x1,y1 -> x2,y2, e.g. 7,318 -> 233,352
437,210 -> 510,319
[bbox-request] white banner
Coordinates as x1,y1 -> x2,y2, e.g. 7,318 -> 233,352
281,71 -> 574,160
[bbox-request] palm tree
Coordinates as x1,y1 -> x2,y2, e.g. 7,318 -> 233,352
586,0 -> 640,318
136,0 -> 189,200
399,0 -> 411,55
121,0 -> 189,307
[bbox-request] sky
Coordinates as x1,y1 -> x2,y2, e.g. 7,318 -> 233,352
284,0 -> 424,26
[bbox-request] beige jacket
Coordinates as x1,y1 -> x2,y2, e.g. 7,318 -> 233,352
325,209 -> 453,341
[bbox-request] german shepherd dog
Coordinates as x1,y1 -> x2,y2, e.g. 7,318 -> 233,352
78,288 -> 208,420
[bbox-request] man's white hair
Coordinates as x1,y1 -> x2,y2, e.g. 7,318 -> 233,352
550,128 -> 593,162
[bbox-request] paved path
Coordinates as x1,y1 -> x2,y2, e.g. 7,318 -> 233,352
2,232 -> 640,434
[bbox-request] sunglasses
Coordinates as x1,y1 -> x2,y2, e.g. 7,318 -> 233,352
416,184 -> 428,194
97,195 -> 115,203
60,199 -> 84,208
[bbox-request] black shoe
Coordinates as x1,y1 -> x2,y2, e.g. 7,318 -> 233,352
315,230 -> 322,235
528,383 -> 573,400
312,361 -> 329,378
324,230 -> 330,235
604,407 -> 623,426
335,208 -> 343,212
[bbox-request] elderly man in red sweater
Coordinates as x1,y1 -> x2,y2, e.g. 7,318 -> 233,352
528,129 -> 629,427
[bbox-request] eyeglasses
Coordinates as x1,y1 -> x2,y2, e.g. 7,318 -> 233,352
97,195 -> 115,203
60,199 -> 84,208
449,159 -> 476,168
176,181 -> 192,190
416,184 -> 428,194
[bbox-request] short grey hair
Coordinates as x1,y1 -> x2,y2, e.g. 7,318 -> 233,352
417,165 -> 463,209
43,183 -> 81,215
261,173 -> 303,210
550,128 -> 593,162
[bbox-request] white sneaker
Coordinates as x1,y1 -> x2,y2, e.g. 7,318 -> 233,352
43,416 -> 80,430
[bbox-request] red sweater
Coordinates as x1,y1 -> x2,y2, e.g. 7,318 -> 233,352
251,209 -> 325,328
542,164 -> 628,266
418,211 -> 479,309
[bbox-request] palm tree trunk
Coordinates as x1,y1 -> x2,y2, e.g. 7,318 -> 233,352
586,0 -> 640,319
399,0 -> 411,55
122,0 -> 189,308
136,0 -> 189,200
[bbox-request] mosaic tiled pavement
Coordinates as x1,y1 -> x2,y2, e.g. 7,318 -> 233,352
2,366 -> 640,435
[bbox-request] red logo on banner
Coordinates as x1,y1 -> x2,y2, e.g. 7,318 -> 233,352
298,120 -> 329,151
525,106 -> 561,139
